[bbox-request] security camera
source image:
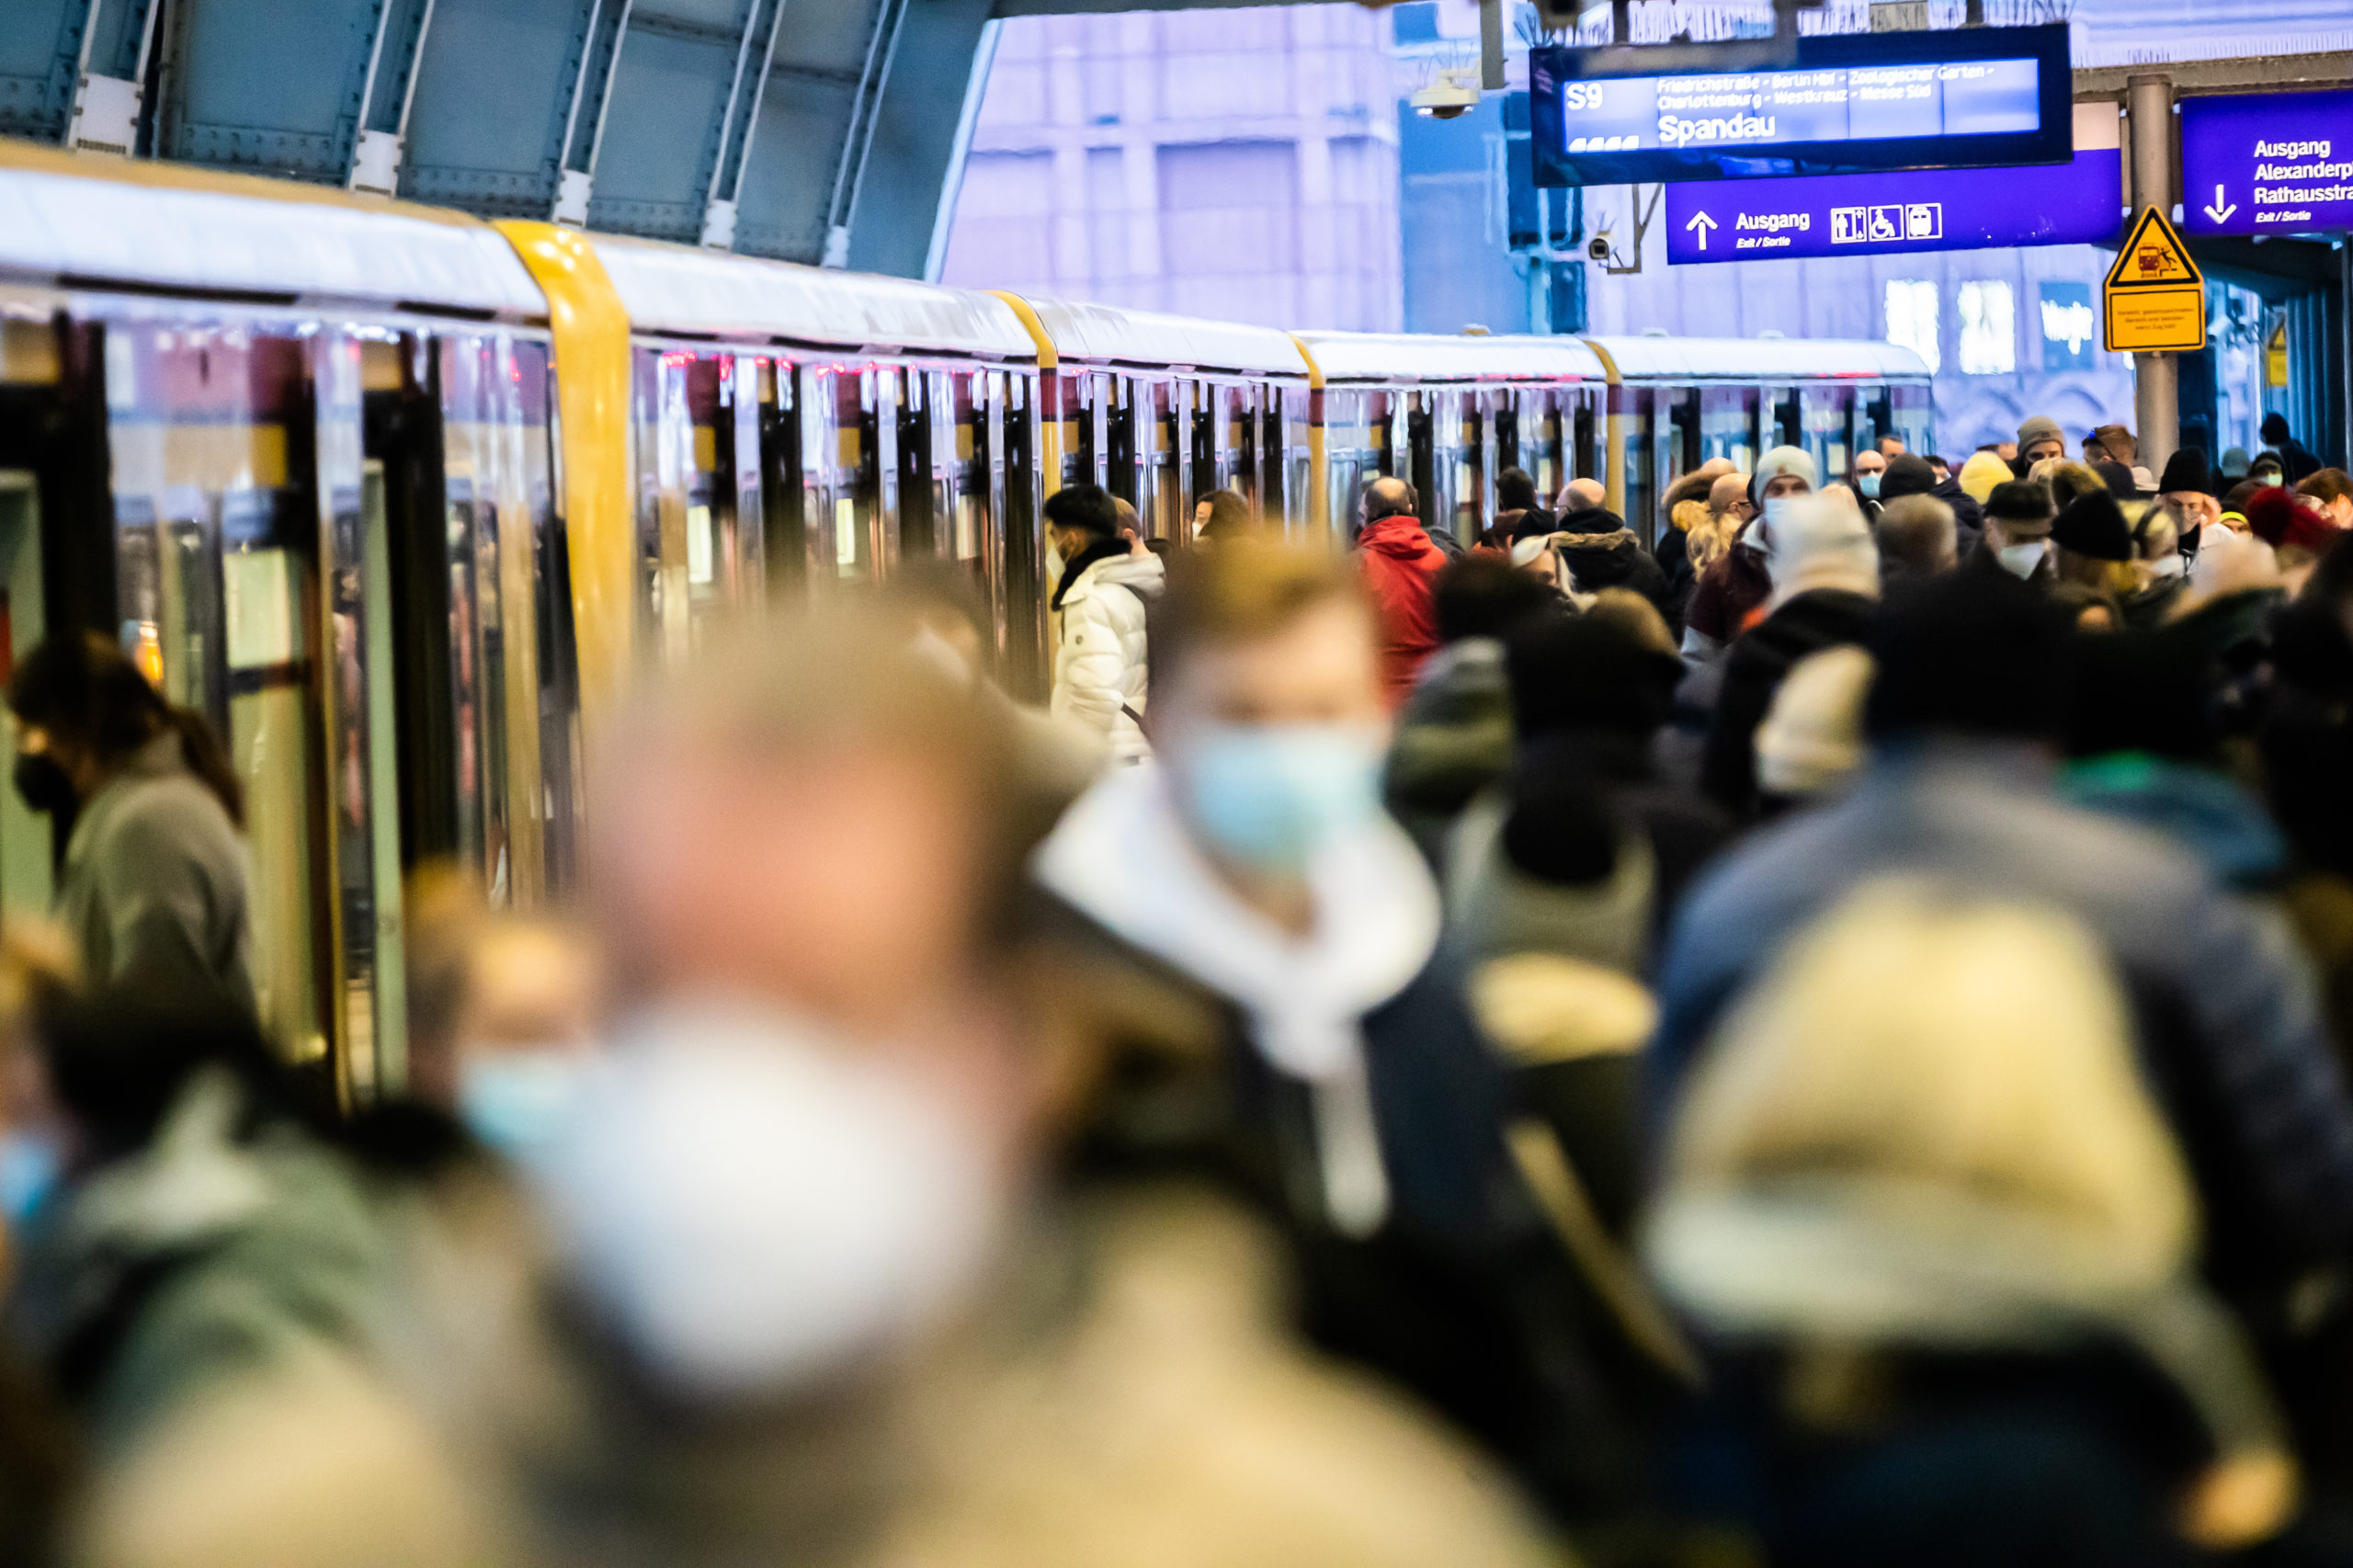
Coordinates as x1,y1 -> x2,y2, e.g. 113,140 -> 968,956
1586,233 -> 1614,262
1411,68 -> 1480,120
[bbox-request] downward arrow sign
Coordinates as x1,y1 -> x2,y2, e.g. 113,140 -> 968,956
1686,211 -> 1718,251
2204,183 -> 2237,223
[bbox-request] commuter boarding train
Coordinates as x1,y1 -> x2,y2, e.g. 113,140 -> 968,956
0,138 -> 1934,1100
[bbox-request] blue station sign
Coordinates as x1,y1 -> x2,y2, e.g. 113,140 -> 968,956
1664,141 -> 2122,266
2180,89 -> 2353,236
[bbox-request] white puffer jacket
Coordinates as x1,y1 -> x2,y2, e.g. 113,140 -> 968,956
1051,547 -> 1165,762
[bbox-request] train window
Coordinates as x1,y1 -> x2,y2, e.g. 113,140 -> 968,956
107,319 -> 325,1065
1802,384 -> 1853,482
1572,392 -> 1597,483
1278,386 -> 1309,540
999,370 -> 1046,700
900,369 -> 937,560
1890,382 -> 1934,458
634,349 -> 754,665
1428,392 -> 1472,540
757,358 -> 806,595
1862,387 -> 1894,453
1769,387 -> 1802,451
1618,386 -> 1654,535
1699,387 -> 1756,472
797,365 -> 880,586
1406,393 -> 1436,533
1322,388 -> 1370,544
1137,380 -> 1176,542
1664,388 -> 1700,484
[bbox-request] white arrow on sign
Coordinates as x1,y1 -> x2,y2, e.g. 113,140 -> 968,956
1686,211 -> 1718,250
2204,183 -> 2237,223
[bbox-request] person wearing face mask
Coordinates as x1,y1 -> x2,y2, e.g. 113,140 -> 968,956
1032,540 -> 1669,1519
2121,506 -> 2192,630
6,635 -> 251,1019
2013,415 -> 2068,476
1683,451 -> 1812,665
1972,480 -> 2057,585
1044,483 -> 1165,766
2249,451 -> 2289,490
1850,449 -> 1886,502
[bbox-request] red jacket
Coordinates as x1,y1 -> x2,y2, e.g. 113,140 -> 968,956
1357,516 -> 1448,707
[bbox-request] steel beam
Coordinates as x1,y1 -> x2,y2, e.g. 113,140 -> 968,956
700,0 -> 786,248
821,0 -> 910,267
351,0 -> 438,194
555,0 -> 633,223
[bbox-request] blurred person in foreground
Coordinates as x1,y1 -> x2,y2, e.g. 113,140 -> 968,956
1700,494 -> 1880,823
1647,874 -> 2304,1562
1030,540 -> 1681,1522
393,610 -> 1563,1568
2300,470 -> 2353,531
1652,566 -> 2353,1343
6,635 -> 252,1018
1044,484 -> 1165,764
1383,557 -> 1563,866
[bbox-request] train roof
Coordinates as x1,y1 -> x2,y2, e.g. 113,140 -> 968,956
1291,331 -> 1608,385
1010,296 -> 1310,380
586,234 -> 1036,361
0,138 -> 545,321
1585,335 -> 1933,383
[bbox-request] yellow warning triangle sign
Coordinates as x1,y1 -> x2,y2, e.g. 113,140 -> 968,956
2105,207 -> 2205,291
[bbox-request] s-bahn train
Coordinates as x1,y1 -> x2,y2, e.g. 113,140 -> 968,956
0,138 -> 1934,1101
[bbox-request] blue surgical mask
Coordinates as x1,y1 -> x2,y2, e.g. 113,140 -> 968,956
1179,723 -> 1383,873
0,1131 -> 60,1225
1859,472 -> 1881,498
460,1049 -> 588,1165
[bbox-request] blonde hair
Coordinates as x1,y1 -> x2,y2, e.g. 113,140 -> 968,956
1677,497 -> 1739,573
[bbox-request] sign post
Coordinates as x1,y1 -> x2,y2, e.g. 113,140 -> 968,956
2120,74 -> 2188,473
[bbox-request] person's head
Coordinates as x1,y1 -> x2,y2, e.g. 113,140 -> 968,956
591,610 -> 1011,1040
7,632 -> 241,826
1927,454 -> 1950,481
1193,487 -> 1252,541
1506,609 -> 1684,744
2246,485 -> 2338,574
1708,471 -> 1754,527
1358,475 -> 1417,533
1111,495 -> 1142,543
1877,435 -> 1905,458
2030,458 -> 2107,511
2091,425 -> 2136,466
2049,489 -> 2139,597
1755,643 -> 1876,802
1558,476 -> 1606,516
1865,567 -> 2071,745
1956,449 -> 2012,505
1982,479 -> 2056,575
1431,555 -> 1561,645
2091,460 -> 2140,502
1852,449 -> 1887,489
1146,540 -> 1386,883
2261,412 -> 2292,448
2017,415 -> 2067,467
2154,448 -> 2219,540
1876,453 -> 1938,507
2250,451 -> 2287,488
890,557 -> 994,683
1042,484 -> 1119,565
2219,447 -> 2250,481
1877,494 -> 1958,580
402,866 -> 603,1151
1762,492 -> 1878,603
1751,446 -> 1818,506
1496,467 -> 1540,516
2296,468 -> 2353,529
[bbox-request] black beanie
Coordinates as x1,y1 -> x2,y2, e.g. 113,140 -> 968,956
2090,460 -> 2139,501
1984,479 -> 2054,525
1506,614 -> 1684,739
1878,453 -> 1938,503
2051,489 -> 2135,562
1865,570 -> 2070,743
2157,447 -> 2212,496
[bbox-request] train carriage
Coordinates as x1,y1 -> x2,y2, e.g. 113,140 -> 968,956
0,135 -> 1935,1105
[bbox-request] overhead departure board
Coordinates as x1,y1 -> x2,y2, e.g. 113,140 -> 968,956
1529,24 -> 2073,187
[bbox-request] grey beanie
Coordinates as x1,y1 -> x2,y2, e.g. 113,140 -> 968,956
2018,415 -> 2063,450
1750,445 -> 1820,507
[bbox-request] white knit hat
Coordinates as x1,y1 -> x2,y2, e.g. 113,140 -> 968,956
1749,446 -> 1819,507
1756,644 -> 1875,799
1762,493 -> 1879,601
